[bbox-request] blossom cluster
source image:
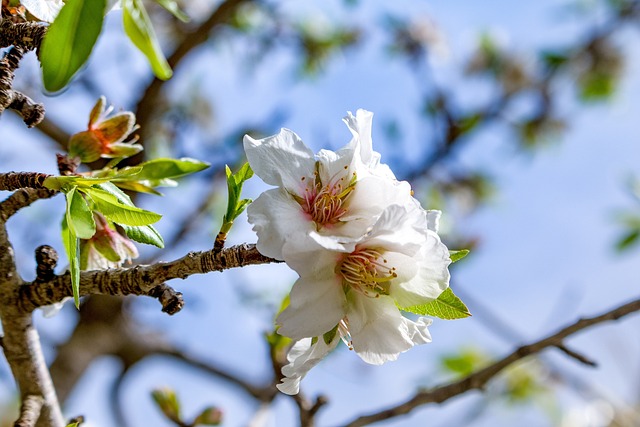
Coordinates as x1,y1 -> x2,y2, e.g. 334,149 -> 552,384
244,110 -> 452,394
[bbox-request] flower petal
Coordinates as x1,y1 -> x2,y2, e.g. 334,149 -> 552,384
277,336 -> 340,395
277,276 -> 346,340
348,294 -> 432,365
247,188 -> 314,260
243,129 -> 315,192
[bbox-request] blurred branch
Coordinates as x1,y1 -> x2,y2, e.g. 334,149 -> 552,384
341,297 -> 640,427
135,0 -> 254,136
160,348 -> 275,401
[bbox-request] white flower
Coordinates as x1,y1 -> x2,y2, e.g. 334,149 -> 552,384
20,0 -> 63,22
244,109 -> 413,260
274,204 -> 450,393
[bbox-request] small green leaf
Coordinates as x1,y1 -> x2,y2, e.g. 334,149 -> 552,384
323,324 -> 339,345
61,214 -> 81,308
449,249 -> 470,263
40,0 -> 107,92
118,157 -> 210,182
616,229 -> 640,252
82,187 -> 162,226
120,224 -> 164,248
122,0 -> 173,80
43,175 -> 113,190
193,407 -> 223,426
66,187 -> 96,239
403,288 -> 471,320
151,387 -> 181,422
154,0 -> 190,22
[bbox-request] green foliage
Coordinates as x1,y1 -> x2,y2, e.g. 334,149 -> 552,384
151,387 -> 182,423
217,163 -> 254,243
120,224 -> 164,248
122,0 -> 173,80
154,0 -> 189,23
193,407 -> 223,426
40,0 -> 106,92
81,185 -> 162,226
403,287 -> 471,319
61,209 -> 81,307
449,249 -> 470,263
440,347 -> 491,378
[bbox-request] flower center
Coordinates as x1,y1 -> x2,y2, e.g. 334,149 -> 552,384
300,162 -> 356,228
337,248 -> 397,298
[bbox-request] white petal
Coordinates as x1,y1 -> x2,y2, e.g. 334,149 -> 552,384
426,210 -> 441,233
243,130 -> 315,192
348,294 -> 432,365
362,205 -> 427,255
21,0 -> 63,22
277,276 -> 346,340
342,109 -> 375,165
390,232 -> 451,307
277,336 -> 339,395
247,189 -> 313,260
341,176 -> 412,223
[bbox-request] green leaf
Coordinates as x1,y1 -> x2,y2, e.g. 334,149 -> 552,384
449,249 -> 470,263
82,187 -> 162,226
403,288 -> 471,320
61,214 -> 81,308
120,224 -> 164,248
65,187 -> 96,239
116,157 -> 210,182
616,229 -> 640,252
40,0 -> 106,92
151,387 -> 181,422
193,407 -> 222,425
122,0 -> 173,80
224,163 -> 254,223
154,0 -> 190,22
43,175 -> 114,191
323,324 -> 339,345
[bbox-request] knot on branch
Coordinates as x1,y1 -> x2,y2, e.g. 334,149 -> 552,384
148,284 -> 185,315
0,21 -> 47,127
35,245 -> 58,282
56,154 -> 80,176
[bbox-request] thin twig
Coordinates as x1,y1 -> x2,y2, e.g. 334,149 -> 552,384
341,297 -> 640,427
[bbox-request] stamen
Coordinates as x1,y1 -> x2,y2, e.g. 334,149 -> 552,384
337,248 -> 396,298
299,161 -> 356,228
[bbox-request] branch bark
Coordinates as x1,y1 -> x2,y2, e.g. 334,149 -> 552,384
18,243 -> 278,312
341,297 -> 640,427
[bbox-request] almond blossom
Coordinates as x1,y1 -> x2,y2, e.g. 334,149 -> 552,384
275,204 -> 451,394
244,109 -> 413,260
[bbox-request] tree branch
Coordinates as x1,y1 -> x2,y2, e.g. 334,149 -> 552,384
0,188 -> 56,221
0,21 -> 47,127
134,0 -> 254,144
341,297 -> 640,427
18,243 -> 278,312
0,172 -> 52,191
14,394 -> 44,427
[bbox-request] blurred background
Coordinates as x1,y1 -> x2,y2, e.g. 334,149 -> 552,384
1,0 -> 640,426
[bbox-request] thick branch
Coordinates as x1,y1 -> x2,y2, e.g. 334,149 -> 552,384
341,297 -> 640,427
0,220 -> 65,427
18,244 -> 278,311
